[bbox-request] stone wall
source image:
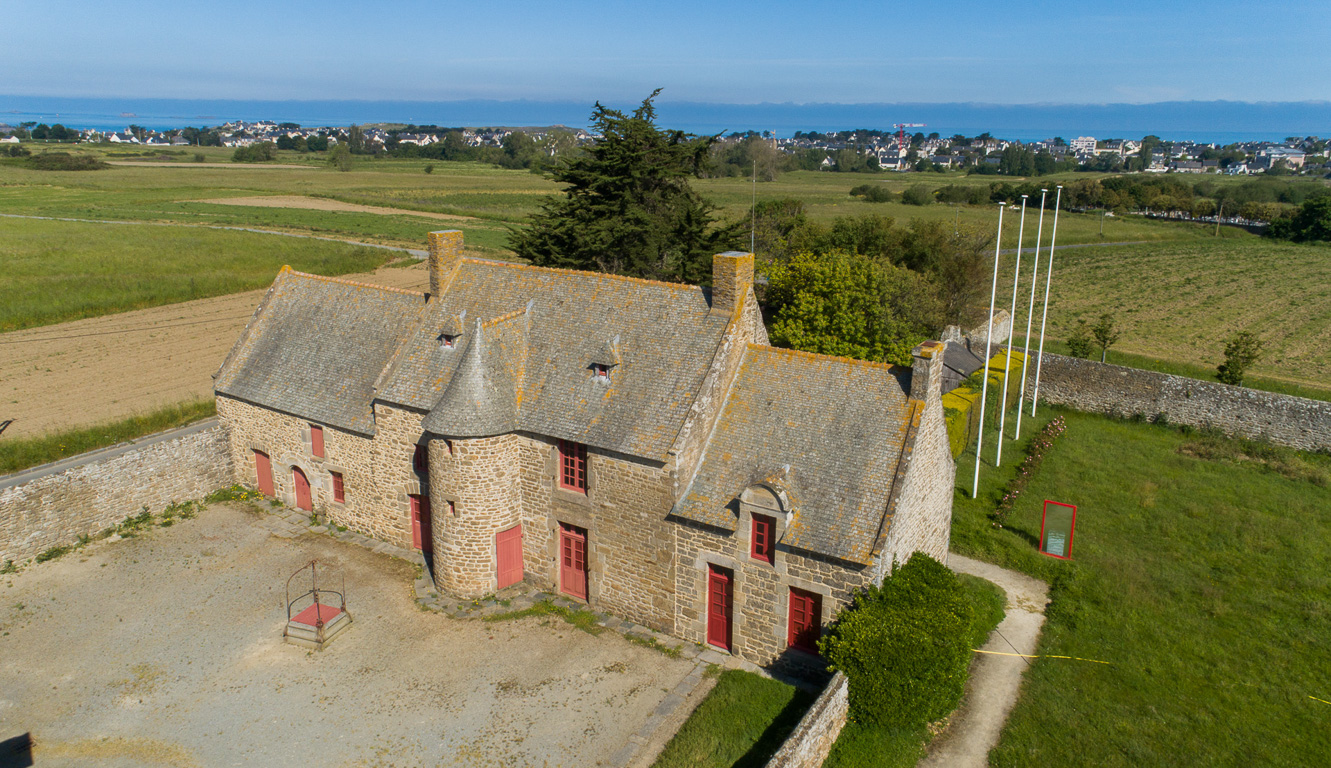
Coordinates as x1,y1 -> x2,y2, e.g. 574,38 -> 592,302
1029,353 -> 1331,452
882,396 -> 955,572
764,673 -> 849,768
0,425 -> 232,565
429,433 -> 523,597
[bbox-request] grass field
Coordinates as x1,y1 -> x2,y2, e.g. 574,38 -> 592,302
1004,238 -> 1331,387
0,216 -> 391,330
952,407 -> 1331,766
652,669 -> 814,768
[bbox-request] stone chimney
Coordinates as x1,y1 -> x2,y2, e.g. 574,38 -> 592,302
427,230 -> 464,299
711,251 -> 754,319
910,340 -> 946,402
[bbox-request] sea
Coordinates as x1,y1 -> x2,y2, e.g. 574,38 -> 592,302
1,96 -> 1327,144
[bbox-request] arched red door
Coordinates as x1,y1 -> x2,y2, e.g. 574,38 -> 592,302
293,467 -> 312,511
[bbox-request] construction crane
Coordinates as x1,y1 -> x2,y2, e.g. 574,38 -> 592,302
893,122 -> 927,150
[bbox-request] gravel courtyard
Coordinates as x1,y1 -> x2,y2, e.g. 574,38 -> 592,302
0,503 -> 699,767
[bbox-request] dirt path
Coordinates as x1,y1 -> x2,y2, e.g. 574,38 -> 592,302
195,194 -> 477,221
919,554 -> 1049,768
0,262 -> 429,439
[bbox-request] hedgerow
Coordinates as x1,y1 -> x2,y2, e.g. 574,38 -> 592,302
992,415 -> 1067,526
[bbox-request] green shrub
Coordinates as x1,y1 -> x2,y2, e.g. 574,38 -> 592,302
820,553 -> 976,729
900,184 -> 934,206
36,544 -> 72,563
849,183 -> 897,203
1066,318 -> 1095,359
1217,330 -> 1262,386
26,152 -> 108,171
231,142 -> 277,163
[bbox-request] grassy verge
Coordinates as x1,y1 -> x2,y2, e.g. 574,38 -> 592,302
0,399 -> 216,475
953,406 -> 1331,766
482,598 -> 605,635
653,669 -> 816,768
822,574 -> 1007,768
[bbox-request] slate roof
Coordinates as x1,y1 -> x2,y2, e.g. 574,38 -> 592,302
214,269 -> 424,435
941,340 -> 986,395
671,345 -> 918,565
378,260 -> 732,461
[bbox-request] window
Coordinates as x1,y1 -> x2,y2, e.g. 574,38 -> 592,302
448,500 -> 457,517
592,364 -> 610,382
558,439 -> 587,493
331,471 -> 345,503
441,333 -> 458,349
751,514 -> 775,564
788,587 -> 823,654
310,424 -> 324,458
413,443 -> 428,475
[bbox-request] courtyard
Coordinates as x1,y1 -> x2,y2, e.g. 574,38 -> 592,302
0,502 -> 702,767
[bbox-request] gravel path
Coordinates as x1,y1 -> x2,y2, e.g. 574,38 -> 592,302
918,554 -> 1049,768
0,503 -> 698,767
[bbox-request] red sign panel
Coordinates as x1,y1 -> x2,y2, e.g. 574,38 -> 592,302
1039,500 -> 1078,559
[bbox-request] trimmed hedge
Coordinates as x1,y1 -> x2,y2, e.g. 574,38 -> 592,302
941,350 -> 1025,458
820,553 -> 976,729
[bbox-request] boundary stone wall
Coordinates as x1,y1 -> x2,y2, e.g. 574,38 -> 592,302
764,672 -> 849,768
0,425 -> 233,565
1030,353 -> 1331,452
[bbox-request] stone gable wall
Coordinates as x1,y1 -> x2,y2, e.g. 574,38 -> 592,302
673,517 -> 870,672
1,426 -> 232,565
881,397 -> 955,574
1029,353 -> 1331,452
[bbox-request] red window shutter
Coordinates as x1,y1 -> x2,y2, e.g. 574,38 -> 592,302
331,471 -> 345,503
310,425 -> 324,458
788,588 -> 823,653
751,514 -> 775,564
558,440 -> 588,493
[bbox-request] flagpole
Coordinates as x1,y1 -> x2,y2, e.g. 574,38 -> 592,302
972,202 -> 1006,498
1032,185 -> 1063,417
1014,188 -> 1047,441
996,195 -> 1027,467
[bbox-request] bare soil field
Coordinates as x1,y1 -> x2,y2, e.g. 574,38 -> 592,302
0,503 -> 696,767
196,194 -> 478,222
0,262 -> 429,438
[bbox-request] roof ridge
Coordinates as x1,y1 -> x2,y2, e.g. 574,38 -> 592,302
745,343 -> 901,372
461,258 -> 704,293
479,305 -> 529,329
281,266 -> 426,298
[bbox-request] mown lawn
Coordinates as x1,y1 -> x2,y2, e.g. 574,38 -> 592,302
652,669 -> 814,768
0,216 -> 389,330
953,406 -> 1331,766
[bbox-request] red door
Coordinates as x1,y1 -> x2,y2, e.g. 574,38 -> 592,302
707,565 -> 733,651
496,524 -> 524,589
292,467 -> 312,511
410,494 -> 433,553
254,450 -> 274,496
788,587 -> 823,653
559,523 -> 588,600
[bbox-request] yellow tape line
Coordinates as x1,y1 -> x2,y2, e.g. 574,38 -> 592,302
1311,696 -> 1331,706
972,649 -> 1112,665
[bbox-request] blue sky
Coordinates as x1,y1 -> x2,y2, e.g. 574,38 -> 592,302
4,0 -> 1327,105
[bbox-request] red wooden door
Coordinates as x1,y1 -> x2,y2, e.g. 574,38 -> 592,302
496,524 -> 524,589
410,494 -> 433,553
292,467 -> 312,511
707,565 -> 733,651
559,523 -> 588,600
788,587 -> 823,653
254,450 -> 274,496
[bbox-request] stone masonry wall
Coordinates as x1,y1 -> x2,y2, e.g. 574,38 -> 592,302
428,433 -> 522,597
763,673 -> 850,768
1029,353 -> 1331,452
674,518 -> 870,671
1,426 -> 232,565
881,396 -> 956,573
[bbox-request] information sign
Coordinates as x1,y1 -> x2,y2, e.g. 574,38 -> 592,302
1039,500 -> 1077,559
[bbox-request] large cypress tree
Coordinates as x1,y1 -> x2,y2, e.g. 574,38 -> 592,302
510,90 -> 740,284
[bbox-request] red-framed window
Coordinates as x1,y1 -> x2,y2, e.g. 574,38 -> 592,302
331,471 -> 345,503
310,424 -> 325,458
788,587 -> 822,654
558,439 -> 588,493
413,443 -> 428,475
751,514 -> 775,564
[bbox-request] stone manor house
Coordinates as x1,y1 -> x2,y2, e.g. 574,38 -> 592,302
214,231 -> 955,669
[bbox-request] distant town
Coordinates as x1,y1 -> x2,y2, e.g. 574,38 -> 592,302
0,118 -> 1325,177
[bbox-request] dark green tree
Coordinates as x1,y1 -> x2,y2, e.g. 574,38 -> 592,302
1217,331 -> 1262,386
1091,312 -> 1120,362
1066,318 -> 1095,359
1266,197 -> 1331,242
510,91 -> 740,283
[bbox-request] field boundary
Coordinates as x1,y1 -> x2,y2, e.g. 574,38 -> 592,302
1028,352 -> 1331,452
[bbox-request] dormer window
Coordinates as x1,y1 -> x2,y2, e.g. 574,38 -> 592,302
592,364 -> 610,382
441,333 -> 458,350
